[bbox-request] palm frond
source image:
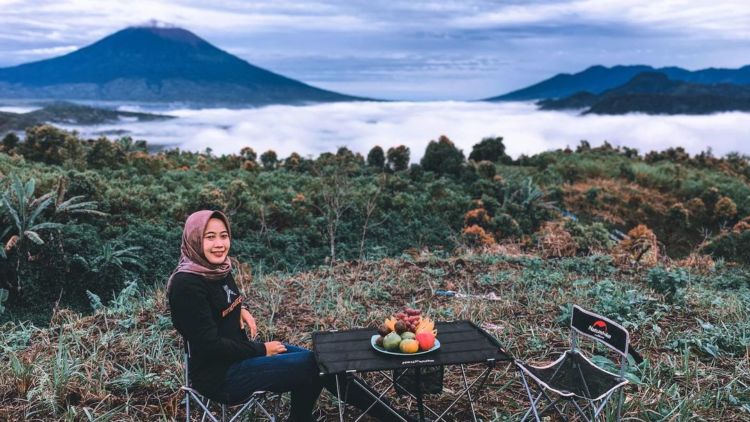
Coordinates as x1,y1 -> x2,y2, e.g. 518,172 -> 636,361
27,196 -> 55,227
24,230 -> 44,245
55,195 -> 87,210
29,222 -> 64,231
2,194 -> 22,231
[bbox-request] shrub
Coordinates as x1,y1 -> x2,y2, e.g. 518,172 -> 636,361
536,221 -> 577,258
675,254 -> 715,275
702,229 -> 750,263
667,202 -> 689,227
586,278 -> 657,326
462,225 -> 495,247
647,266 -> 689,302
476,161 -> 496,179
464,208 -> 490,227
714,196 -> 738,222
733,216 -> 750,233
564,219 -> 615,254
491,213 -> 523,239
613,224 -> 659,268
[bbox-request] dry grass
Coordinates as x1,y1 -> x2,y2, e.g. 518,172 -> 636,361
1,251 -> 748,421
563,178 -> 677,227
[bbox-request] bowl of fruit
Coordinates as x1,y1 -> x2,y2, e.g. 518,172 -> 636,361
372,307 -> 439,355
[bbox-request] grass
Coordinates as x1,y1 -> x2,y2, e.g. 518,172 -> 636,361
1,250 -> 749,420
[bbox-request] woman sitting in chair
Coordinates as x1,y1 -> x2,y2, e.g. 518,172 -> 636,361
168,210 -> 410,422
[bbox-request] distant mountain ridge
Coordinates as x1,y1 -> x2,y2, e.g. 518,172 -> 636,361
0,102 -> 173,133
538,72 -> 750,115
0,26 -> 364,105
487,64 -> 750,101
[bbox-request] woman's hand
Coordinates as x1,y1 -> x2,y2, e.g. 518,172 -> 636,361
264,341 -> 287,356
240,308 -> 257,338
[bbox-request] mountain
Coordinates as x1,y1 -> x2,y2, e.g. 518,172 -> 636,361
487,64 -> 750,101
538,72 -> 750,115
0,102 -> 173,133
0,26 -> 364,105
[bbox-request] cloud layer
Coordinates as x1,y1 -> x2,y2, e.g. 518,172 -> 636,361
60,101 -> 750,161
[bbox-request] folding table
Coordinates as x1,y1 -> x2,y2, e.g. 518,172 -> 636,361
312,320 -> 512,422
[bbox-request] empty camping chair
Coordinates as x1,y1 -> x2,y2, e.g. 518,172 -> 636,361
180,340 -> 278,422
515,305 -> 633,422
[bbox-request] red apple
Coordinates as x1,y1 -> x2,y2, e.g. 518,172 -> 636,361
415,332 -> 435,350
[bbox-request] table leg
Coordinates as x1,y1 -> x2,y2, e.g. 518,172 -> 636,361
415,367 -> 425,422
460,365 -> 478,422
434,365 -> 493,421
350,376 -> 409,422
334,374 -> 345,422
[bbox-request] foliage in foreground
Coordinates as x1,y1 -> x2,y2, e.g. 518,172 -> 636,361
0,252 -> 748,421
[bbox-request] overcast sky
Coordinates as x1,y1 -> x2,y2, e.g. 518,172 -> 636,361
1,0 -> 749,100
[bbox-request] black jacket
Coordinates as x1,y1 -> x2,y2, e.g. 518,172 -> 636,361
168,271 -> 266,402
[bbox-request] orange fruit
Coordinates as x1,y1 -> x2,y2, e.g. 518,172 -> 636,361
399,339 -> 419,353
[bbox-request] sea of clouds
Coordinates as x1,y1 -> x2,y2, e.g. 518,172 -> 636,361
56,101 -> 750,161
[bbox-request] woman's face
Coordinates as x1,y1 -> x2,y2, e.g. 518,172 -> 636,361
203,217 -> 230,265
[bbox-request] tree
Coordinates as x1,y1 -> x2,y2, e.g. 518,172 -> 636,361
367,146 -> 385,170
469,137 -> 511,163
116,136 -> 148,154
20,125 -> 84,166
420,135 -> 465,177
0,176 -> 106,293
386,145 -> 410,172
1,133 -> 19,152
260,150 -> 278,170
86,137 -> 126,169
1,176 -> 63,292
358,174 -> 387,260
309,155 -> 356,263
240,147 -> 257,162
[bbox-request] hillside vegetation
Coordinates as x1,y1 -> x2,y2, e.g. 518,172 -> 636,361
0,126 -> 749,420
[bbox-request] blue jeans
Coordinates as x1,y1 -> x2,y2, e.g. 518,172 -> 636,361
224,344 -> 411,422
225,344 -> 322,421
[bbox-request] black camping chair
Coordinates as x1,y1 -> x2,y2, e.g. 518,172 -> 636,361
515,305 -> 633,422
181,340 -> 279,422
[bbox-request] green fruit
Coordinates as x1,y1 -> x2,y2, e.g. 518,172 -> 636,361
383,332 -> 402,351
401,331 -> 416,340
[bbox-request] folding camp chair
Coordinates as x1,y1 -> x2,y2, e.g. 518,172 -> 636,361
181,341 -> 278,422
515,305 -> 631,422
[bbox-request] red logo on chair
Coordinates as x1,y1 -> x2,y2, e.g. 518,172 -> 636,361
588,320 -> 611,339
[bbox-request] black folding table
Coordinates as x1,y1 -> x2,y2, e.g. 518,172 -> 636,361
312,320 -> 512,422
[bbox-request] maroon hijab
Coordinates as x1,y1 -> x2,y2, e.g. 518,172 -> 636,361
167,210 -> 232,293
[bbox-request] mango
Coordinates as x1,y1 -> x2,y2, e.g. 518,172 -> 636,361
383,332 -> 402,351
399,338 -> 419,354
